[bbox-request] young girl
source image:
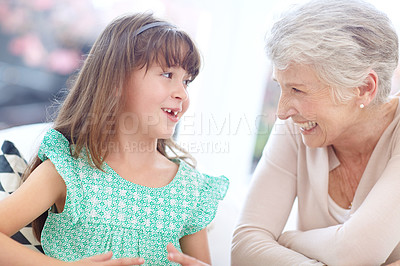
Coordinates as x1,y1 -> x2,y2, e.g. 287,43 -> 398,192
0,13 -> 228,265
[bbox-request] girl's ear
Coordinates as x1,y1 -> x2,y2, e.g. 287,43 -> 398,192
357,70 -> 378,107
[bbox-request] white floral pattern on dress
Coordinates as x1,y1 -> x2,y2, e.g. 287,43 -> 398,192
38,128 -> 229,266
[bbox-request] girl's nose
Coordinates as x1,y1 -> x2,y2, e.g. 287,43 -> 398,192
172,82 -> 188,101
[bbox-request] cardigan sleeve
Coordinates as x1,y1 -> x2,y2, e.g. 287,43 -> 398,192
231,119 -> 325,266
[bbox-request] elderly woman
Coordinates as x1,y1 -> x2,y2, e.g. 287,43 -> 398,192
231,0 -> 400,265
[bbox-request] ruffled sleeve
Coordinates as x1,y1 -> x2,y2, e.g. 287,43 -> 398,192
182,173 -> 229,236
38,128 -> 83,220
38,128 -> 71,164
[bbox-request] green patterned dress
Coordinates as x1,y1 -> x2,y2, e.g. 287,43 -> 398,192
38,129 -> 229,265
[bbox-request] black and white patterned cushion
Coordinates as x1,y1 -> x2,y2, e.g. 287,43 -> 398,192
0,140 -> 44,253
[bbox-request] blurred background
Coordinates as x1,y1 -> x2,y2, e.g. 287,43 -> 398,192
1,0 -> 400,264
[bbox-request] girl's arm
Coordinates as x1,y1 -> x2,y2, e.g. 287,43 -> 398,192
167,243 -> 209,266
179,228 -> 211,264
0,160 -> 65,239
0,160 -> 144,266
0,160 -> 68,265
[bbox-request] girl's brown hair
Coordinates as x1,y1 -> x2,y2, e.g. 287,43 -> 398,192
24,12 -> 201,241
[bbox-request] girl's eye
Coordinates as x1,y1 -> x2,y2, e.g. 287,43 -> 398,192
183,79 -> 192,86
162,72 -> 172,78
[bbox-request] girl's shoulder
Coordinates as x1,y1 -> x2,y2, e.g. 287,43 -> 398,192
175,159 -> 229,200
38,128 -> 71,162
37,128 -> 84,186
174,159 -> 229,236
174,159 -> 204,185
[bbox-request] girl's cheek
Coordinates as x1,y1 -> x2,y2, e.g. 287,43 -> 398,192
183,99 -> 190,112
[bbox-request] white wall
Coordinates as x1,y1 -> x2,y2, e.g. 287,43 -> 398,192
176,1 -> 275,265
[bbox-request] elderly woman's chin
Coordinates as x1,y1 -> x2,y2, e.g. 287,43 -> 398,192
302,128 -> 333,148
295,122 -> 324,147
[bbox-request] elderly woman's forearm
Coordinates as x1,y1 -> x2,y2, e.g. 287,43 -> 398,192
231,225 -> 325,266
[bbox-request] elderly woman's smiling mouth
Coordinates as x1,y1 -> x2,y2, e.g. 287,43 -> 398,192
295,121 -> 318,132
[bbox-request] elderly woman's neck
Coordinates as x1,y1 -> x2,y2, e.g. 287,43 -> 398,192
332,98 -> 398,161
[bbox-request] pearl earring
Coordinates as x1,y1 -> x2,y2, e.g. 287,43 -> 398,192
360,103 -> 365,109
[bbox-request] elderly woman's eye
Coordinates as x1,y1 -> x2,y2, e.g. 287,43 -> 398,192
292,87 -> 302,93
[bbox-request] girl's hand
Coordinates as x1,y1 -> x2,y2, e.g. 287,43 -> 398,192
167,243 -> 210,266
70,251 -> 144,265
387,260 -> 400,266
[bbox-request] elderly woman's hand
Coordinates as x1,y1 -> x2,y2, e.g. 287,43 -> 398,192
387,260 -> 400,266
167,243 -> 210,266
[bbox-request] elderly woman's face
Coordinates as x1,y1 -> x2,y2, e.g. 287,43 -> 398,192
274,64 -> 358,148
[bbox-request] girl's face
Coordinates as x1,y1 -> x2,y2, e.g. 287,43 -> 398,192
122,64 -> 192,140
274,63 -> 360,148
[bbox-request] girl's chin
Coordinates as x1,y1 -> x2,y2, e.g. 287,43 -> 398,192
158,129 -> 176,139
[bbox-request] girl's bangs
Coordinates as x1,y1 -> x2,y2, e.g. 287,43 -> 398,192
142,29 -> 201,78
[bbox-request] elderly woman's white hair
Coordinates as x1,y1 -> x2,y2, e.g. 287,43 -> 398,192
266,0 -> 399,104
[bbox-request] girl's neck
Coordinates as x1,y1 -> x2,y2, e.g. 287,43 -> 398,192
106,129 -> 160,166
104,130 -> 178,188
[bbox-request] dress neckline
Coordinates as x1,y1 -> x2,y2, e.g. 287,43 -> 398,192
102,159 -> 184,190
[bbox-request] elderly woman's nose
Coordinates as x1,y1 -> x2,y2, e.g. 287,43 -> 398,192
276,95 -> 296,120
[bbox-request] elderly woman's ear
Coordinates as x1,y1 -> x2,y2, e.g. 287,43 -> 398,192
356,70 -> 379,107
